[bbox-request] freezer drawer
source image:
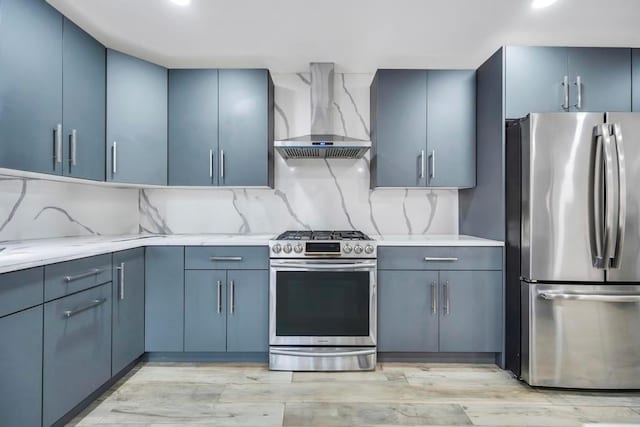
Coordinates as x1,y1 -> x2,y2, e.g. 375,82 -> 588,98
522,282 -> 640,389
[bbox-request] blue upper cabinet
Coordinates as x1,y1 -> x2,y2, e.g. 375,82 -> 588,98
426,70 -> 476,188
169,69 -> 219,186
107,49 -> 168,185
371,69 -> 428,188
568,48 -> 631,112
634,49 -> 640,112
62,18 -> 106,181
218,69 -> 274,187
0,0 -> 63,175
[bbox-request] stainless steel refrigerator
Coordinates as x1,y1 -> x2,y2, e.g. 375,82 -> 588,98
506,112 -> 640,389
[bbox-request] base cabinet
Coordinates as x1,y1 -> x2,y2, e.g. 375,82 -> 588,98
184,270 -> 227,351
0,306 -> 43,427
226,270 -> 269,352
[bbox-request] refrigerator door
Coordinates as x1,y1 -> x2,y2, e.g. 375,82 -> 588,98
606,112 -> 640,282
522,113 -> 606,282
523,282 -> 640,388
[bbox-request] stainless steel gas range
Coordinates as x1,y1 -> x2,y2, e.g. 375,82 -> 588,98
268,230 -> 377,371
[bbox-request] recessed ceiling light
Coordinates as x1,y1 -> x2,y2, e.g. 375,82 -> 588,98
170,0 -> 191,6
532,0 -> 558,9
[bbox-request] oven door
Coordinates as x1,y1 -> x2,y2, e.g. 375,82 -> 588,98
269,259 -> 377,346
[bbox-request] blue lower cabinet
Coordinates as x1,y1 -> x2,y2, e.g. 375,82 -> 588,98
185,270 -> 227,351
112,248 -> 145,375
226,270 -> 269,352
438,270 -> 503,352
0,306 -> 43,427
145,247 -> 185,351
378,270 -> 439,352
43,283 -> 112,426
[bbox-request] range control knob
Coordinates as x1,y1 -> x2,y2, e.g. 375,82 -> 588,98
354,244 -> 363,254
272,244 -> 282,254
365,244 -> 374,254
294,244 -> 303,253
343,243 -> 353,254
283,243 -> 292,253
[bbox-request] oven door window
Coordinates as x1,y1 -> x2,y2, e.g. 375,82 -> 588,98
276,271 -> 370,336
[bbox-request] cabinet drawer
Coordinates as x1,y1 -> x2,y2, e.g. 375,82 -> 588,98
185,246 -> 268,270
43,283 -> 111,426
378,246 -> 502,270
0,267 -> 44,318
45,254 -> 112,301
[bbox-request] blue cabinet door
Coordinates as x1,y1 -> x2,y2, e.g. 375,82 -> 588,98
438,270 -> 502,352
568,48 -> 632,112
106,49 -> 168,185
634,49 -> 640,112
371,70 -> 428,187
0,306 -> 43,427
378,270 -> 439,352
426,70 -> 476,188
218,69 -> 273,187
226,270 -> 269,352
112,248 -> 145,374
43,283 -> 112,426
145,247 -> 184,351
184,270 -> 227,351
169,69 -> 219,186
505,46 -> 568,118
62,18 -> 106,181
0,0 -> 63,174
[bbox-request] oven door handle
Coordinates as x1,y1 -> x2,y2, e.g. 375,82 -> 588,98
270,261 -> 377,270
270,348 -> 377,358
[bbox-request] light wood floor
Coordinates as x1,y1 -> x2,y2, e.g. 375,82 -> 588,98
69,362 -> 640,426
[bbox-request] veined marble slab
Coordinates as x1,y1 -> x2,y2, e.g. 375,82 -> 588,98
373,234 -> 504,247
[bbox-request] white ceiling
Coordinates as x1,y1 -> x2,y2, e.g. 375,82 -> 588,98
48,0 -> 640,73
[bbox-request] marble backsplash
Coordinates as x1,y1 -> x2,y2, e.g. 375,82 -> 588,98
0,72 -> 458,241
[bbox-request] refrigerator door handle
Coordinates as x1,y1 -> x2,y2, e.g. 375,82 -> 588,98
602,124 -> 620,268
610,123 -> 626,269
589,130 -> 605,268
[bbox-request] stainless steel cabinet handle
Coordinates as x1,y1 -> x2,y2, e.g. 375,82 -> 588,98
63,298 -> 107,319
111,142 -> 117,175
54,124 -> 62,163
209,256 -> 243,262
443,281 -> 450,315
209,149 -> 214,179
589,131 -> 605,268
431,282 -> 437,314
116,262 -> 125,300
429,150 -> 435,180
419,150 -> 425,179
64,268 -> 103,283
611,123 -> 626,269
69,129 -> 77,166
574,75 -> 582,110
270,348 -> 376,358
229,280 -> 235,314
562,75 -> 569,110
216,280 -> 222,314
539,292 -> 640,303
220,149 -> 225,179
424,257 -> 459,262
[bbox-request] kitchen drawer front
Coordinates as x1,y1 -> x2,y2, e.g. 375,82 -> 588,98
43,283 -> 112,426
0,267 -> 44,318
185,246 -> 269,270
378,247 -> 502,271
45,254 -> 112,301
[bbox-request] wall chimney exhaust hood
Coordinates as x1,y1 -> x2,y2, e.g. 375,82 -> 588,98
275,63 -> 371,159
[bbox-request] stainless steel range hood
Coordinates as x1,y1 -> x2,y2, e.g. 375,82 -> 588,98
275,63 -> 371,159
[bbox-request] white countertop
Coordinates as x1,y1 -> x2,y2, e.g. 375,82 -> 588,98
0,233 -> 503,274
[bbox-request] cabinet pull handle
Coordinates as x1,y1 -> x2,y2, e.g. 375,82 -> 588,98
424,257 -> 459,262
111,142 -> 117,175
209,256 -> 243,262
562,75 -> 569,110
209,149 -> 214,178
429,150 -> 435,180
443,281 -> 450,315
220,149 -> 225,179
116,262 -> 125,300
64,268 -> 103,283
69,129 -> 77,166
54,124 -> 63,164
431,281 -> 437,314
216,280 -> 222,314
419,150 -> 425,179
63,298 -> 107,319
229,280 -> 235,314
574,75 -> 582,110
